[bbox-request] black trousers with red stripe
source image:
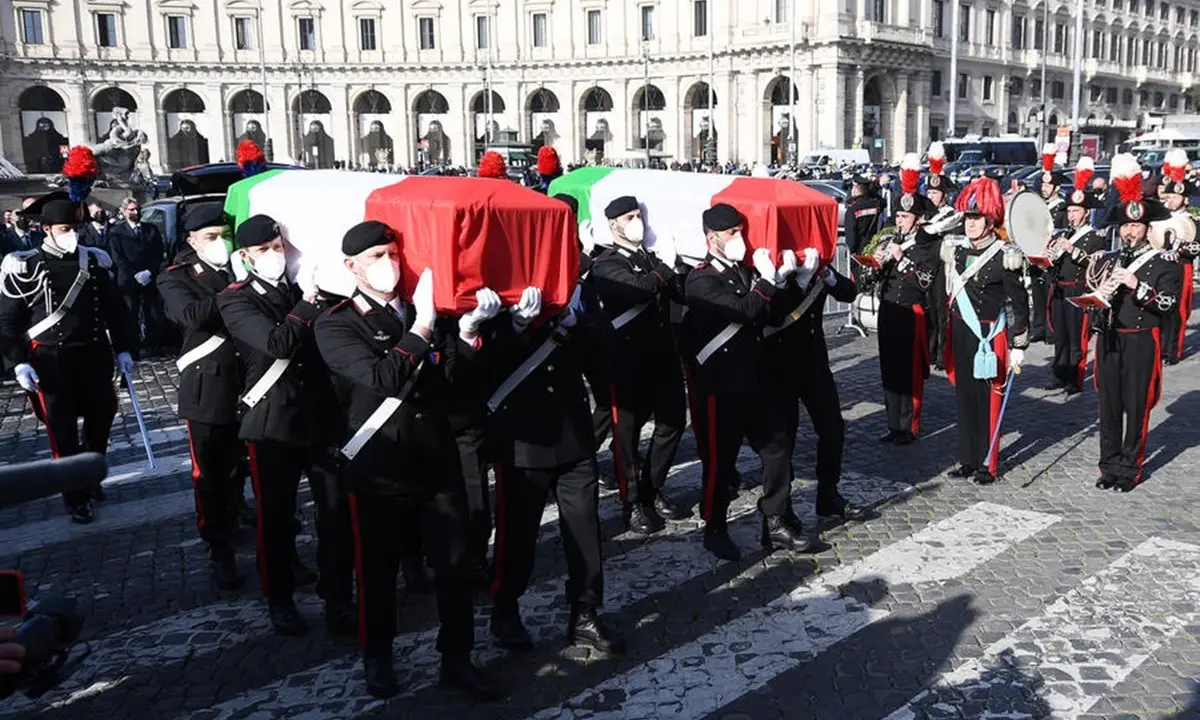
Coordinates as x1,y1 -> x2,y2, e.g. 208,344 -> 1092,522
455,425 -> 491,567
691,390 -> 793,527
348,484 -> 474,658
1050,283 -> 1091,391
490,458 -> 602,613
585,367 -> 613,449
27,344 -> 117,509
608,364 -> 686,507
1096,329 -> 1162,482
185,420 -> 242,554
782,367 -> 846,505
949,316 -> 1009,476
1160,261 -> 1193,362
309,452 -> 355,607
877,300 -> 929,437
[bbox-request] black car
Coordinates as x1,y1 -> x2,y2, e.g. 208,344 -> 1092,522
151,161 -> 305,199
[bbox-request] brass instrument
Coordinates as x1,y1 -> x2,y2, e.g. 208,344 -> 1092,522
1080,249 -> 1128,333
1148,212 -> 1197,251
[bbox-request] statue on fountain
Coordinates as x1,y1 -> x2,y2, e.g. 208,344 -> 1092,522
91,106 -> 149,188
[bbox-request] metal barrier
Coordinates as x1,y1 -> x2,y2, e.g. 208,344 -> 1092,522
825,234 -> 869,337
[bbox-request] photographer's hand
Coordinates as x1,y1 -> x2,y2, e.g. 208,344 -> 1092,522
0,627 -> 24,674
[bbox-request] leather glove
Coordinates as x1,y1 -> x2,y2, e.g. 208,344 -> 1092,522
1009,348 -> 1025,375
459,287 -> 502,334
13,363 -> 38,392
774,250 -> 798,286
510,286 -> 542,327
117,352 -> 134,375
751,248 -> 777,281
134,270 -> 152,286
412,268 -> 435,329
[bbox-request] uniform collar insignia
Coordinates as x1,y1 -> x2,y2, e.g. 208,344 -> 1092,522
352,294 -> 374,314
251,280 -> 268,295
193,262 -> 205,274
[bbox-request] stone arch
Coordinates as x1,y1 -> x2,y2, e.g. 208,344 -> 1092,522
630,84 -> 666,155
763,75 -> 799,165
229,89 -> 269,153
468,89 -> 506,160
353,90 -> 394,168
683,81 -> 718,163
18,86 -> 69,174
412,89 -> 451,167
579,86 -> 614,161
162,88 -> 210,170
861,73 -> 897,161
90,86 -> 141,144
526,88 -> 561,149
291,89 -> 334,168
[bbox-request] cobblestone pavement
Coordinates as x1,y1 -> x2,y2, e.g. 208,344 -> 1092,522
1,311 -> 1199,720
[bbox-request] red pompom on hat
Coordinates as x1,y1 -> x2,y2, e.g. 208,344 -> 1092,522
1111,153 -> 1144,204
1042,143 -> 1057,172
63,146 -> 99,181
537,146 -> 562,178
477,151 -> 507,179
955,177 -> 1005,226
927,141 -> 945,176
899,153 -> 920,195
237,139 -> 266,167
1162,148 -> 1188,183
1073,156 -> 1095,193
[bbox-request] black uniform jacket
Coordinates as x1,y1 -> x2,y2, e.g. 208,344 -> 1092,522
158,249 -> 243,425
1045,195 -> 1069,232
680,254 -> 777,395
765,268 -> 857,389
108,221 -> 165,291
0,244 -> 134,372
947,239 -> 1031,348
1107,245 -> 1183,331
216,274 -> 336,446
878,230 -> 939,307
315,291 -> 475,489
484,311 -> 601,471
1051,225 -> 1109,286
844,195 -> 885,255
590,244 -> 681,385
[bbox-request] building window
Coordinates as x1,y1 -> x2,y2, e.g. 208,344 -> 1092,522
233,16 -> 253,49
418,16 -> 435,49
297,17 -> 315,50
775,0 -> 790,24
1190,47 -> 1197,72
475,15 -> 490,49
1092,29 -> 1102,58
932,0 -> 944,38
1053,22 -> 1066,53
983,75 -> 994,102
1106,86 -> 1118,102
1129,0 -> 1139,11
986,9 -> 995,44
1051,80 -> 1065,99
532,12 -> 548,47
957,73 -> 969,99
19,9 -> 44,45
1011,14 -> 1025,48
1153,91 -> 1163,107
587,9 -> 601,44
1157,41 -> 1165,68
958,4 -> 970,42
640,5 -> 655,41
1034,17 -> 1045,50
693,0 -> 707,36
1031,78 -> 1042,98
1123,88 -> 1133,104
1090,86 -> 1103,102
96,12 -> 118,47
873,0 -> 886,22
1009,76 -> 1024,96
1176,6 -> 1185,22
931,70 -> 943,97
1191,9 -> 1198,26
1109,31 -> 1119,61
167,14 -> 188,48
358,17 -> 376,50
1160,2 -> 1169,19
1113,0 -> 1122,9
1141,39 -> 1150,64
1170,93 -> 1179,110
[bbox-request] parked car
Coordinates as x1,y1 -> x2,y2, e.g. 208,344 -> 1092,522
151,161 -> 304,199
800,180 -> 847,226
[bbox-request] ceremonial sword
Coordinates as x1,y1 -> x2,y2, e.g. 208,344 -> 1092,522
122,369 -> 157,470
983,365 -> 1019,471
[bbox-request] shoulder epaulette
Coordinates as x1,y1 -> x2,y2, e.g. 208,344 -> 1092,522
220,280 -> 249,294
166,263 -> 189,272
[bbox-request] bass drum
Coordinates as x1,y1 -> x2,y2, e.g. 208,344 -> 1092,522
1004,190 -> 1055,260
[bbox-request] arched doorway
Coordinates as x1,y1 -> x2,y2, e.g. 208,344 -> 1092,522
684,82 -> 718,164
765,76 -> 799,165
631,84 -> 666,154
527,88 -> 561,149
230,89 -> 268,152
292,89 -> 334,168
862,78 -> 884,162
413,89 -> 450,167
163,89 -> 209,170
18,86 -> 68,173
580,86 -> 614,161
92,87 -> 139,144
469,90 -> 506,163
1007,110 -> 1020,135
353,90 -> 393,169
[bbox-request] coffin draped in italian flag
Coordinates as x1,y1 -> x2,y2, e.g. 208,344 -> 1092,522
223,169 -> 579,313
548,166 -> 839,262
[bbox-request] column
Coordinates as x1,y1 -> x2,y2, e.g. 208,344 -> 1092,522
568,81 -> 581,163
674,75 -> 688,163
265,84 -> 288,162
800,66 -> 815,154
330,85 -> 352,168
137,83 -> 164,173
856,0 -> 867,22
898,0 -> 912,26
203,83 -> 225,162
717,71 -> 733,164
893,73 -> 909,160
853,67 -> 865,148
67,80 -> 90,144
913,73 -> 928,151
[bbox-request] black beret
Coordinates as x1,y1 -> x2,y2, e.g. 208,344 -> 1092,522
552,193 -> 579,218
40,198 -> 83,226
235,214 -> 282,248
703,203 -> 744,232
341,220 -> 395,256
604,195 -> 639,219
183,205 -> 228,232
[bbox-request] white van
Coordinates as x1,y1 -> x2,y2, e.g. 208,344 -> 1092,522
800,149 -> 871,167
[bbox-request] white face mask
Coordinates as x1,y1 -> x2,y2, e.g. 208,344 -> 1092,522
253,249 -> 287,282
198,239 -> 230,267
623,217 -> 645,244
722,234 -> 746,263
364,256 -> 399,294
52,230 -> 78,254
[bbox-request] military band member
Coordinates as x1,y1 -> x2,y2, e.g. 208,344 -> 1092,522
1094,155 -> 1182,492
681,203 -> 810,562
216,215 -> 345,636
590,195 -> 689,535
943,178 -> 1031,485
314,222 -> 503,700
1033,144 -> 1068,344
1158,149 -> 1198,365
158,206 -> 247,589
0,196 -> 135,524
873,154 -> 940,444
923,141 -> 959,370
1045,158 -> 1109,395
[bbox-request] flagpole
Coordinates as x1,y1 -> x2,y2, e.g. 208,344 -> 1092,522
788,0 -> 796,164
1069,0 -> 1084,160
708,0 -> 715,164
256,0 -> 270,157
948,0 -> 960,137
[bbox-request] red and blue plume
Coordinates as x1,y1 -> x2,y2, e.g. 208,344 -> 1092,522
899,153 -> 920,195
536,146 -> 562,178
477,151 -> 507,179
62,146 -> 98,203
927,142 -> 945,176
955,177 -> 1005,226
1110,153 -> 1143,204
237,139 -> 267,177
1073,156 -> 1095,192
1042,143 -> 1057,172
1163,148 -> 1188,183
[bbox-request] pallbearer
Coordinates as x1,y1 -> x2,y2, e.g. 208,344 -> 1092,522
1093,155 -> 1181,492
1157,149 -> 1198,365
1045,157 -> 1109,395
873,154 -> 939,445
943,178 -> 1031,485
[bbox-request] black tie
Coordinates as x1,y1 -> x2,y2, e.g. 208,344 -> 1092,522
387,302 -> 406,331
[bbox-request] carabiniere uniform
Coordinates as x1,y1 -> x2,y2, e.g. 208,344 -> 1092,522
923,170 -> 960,369
0,196 -> 135,518
1033,170 -> 1069,343
1047,189 -> 1109,394
1158,176 -> 1199,365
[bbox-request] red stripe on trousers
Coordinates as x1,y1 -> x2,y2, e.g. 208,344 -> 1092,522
910,303 -> 929,437
944,314 -> 956,387
1178,262 -> 1194,359
1076,312 -> 1091,393
608,382 -> 628,503
348,492 -> 368,648
984,331 -> 1009,476
1134,329 -> 1163,483
246,442 -> 270,599
489,464 -> 507,599
702,395 -> 719,523
185,421 -> 205,532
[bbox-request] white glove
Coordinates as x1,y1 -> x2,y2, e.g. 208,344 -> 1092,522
230,250 -> 249,282
774,249 -> 798,286
1009,348 -> 1025,375
13,363 -> 38,392
795,247 -> 821,287
652,231 -> 677,269
134,270 -> 152,286
297,262 -> 318,300
459,287 -> 502,334
117,352 -> 134,375
412,268 -> 435,329
510,286 -> 542,326
751,248 -> 777,282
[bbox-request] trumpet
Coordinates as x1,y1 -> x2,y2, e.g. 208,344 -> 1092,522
924,206 -> 963,236
1080,249 -> 1128,332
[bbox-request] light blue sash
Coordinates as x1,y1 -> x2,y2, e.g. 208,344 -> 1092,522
954,291 -> 1006,380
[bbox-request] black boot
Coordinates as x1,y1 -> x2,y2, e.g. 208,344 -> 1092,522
948,465 -> 976,479
973,470 -> 998,485
816,495 -> 876,522
289,553 -> 318,586
69,501 -> 95,525
878,429 -> 902,443
1112,476 -> 1138,493
761,514 -> 813,553
440,656 -> 506,701
363,652 -> 398,698
1095,474 -> 1118,489
653,493 -> 691,521
598,471 -> 617,491
402,560 -> 434,594
90,484 -> 107,502
702,525 -> 740,562
490,605 -> 533,651
324,600 -> 358,638
625,504 -> 664,535
567,607 -> 626,655
893,432 -> 916,446
268,601 -> 308,637
210,548 -> 245,591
